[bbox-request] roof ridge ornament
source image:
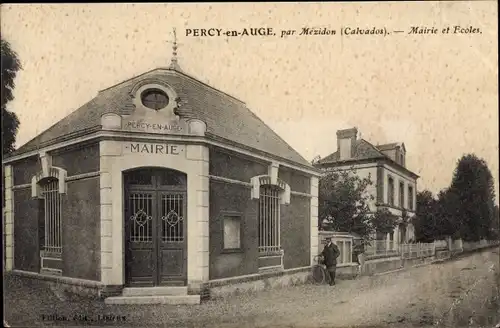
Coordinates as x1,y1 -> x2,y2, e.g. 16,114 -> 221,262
168,28 -> 182,71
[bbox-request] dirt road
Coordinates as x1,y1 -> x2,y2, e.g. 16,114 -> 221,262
4,247 -> 499,328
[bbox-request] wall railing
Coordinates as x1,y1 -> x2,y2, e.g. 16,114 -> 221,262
400,242 -> 436,259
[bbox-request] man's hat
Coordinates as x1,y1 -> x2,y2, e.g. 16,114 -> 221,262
325,237 -> 332,241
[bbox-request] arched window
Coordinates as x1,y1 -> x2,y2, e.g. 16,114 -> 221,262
258,185 -> 281,254
39,178 -> 62,256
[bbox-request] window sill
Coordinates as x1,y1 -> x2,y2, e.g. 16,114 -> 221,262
258,251 -> 283,257
40,268 -> 62,276
376,203 -> 415,213
221,248 -> 244,254
40,250 -> 62,259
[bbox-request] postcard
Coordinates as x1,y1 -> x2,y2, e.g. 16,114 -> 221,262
1,2 -> 498,327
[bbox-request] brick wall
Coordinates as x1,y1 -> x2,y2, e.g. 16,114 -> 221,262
281,195 -> 311,269
278,167 -> 311,194
208,146 -> 315,279
209,147 -> 267,181
11,175 -> 100,280
62,177 -> 101,281
12,156 -> 39,185
209,181 -> 259,280
13,188 -> 40,272
52,143 -> 100,175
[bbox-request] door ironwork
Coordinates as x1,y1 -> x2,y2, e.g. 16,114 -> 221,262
124,168 -> 187,287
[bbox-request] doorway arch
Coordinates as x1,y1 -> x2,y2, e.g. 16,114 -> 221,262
123,167 -> 187,287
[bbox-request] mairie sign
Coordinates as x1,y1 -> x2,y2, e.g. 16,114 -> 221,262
124,143 -> 184,155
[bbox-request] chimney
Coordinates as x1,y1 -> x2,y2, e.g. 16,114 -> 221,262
336,128 -> 358,160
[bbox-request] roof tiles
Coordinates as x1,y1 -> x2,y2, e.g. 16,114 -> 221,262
12,68 -> 312,168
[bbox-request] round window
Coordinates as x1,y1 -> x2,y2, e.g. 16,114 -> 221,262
140,89 -> 169,110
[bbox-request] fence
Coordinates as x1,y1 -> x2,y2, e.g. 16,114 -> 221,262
450,238 -> 463,252
400,242 -> 436,259
317,232 -> 499,267
433,239 -> 448,250
462,239 -> 498,252
364,240 -> 398,257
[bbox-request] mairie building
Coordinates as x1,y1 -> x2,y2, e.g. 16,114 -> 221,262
3,58 -> 320,304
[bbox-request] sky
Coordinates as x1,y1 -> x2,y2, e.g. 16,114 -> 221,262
1,3 -> 498,201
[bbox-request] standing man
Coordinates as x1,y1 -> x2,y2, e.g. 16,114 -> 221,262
321,237 -> 340,286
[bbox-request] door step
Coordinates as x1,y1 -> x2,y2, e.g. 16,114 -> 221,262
122,286 -> 188,296
104,295 -> 200,305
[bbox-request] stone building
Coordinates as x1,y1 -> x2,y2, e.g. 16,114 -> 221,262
313,127 -> 419,248
3,55 -> 320,304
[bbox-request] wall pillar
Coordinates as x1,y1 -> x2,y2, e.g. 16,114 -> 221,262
310,176 -> 319,265
185,145 -> 210,290
4,165 -> 14,271
342,241 -> 349,263
407,223 -> 415,241
99,140 -> 122,285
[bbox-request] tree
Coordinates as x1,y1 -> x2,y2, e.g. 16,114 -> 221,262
371,208 -> 398,235
1,36 -> 22,155
445,154 -> 497,241
318,168 -> 375,241
413,190 -> 436,242
490,204 -> 499,239
413,189 -> 458,242
1,36 -> 22,208
435,188 -> 462,239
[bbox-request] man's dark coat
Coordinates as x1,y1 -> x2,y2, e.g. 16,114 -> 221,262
321,242 -> 340,267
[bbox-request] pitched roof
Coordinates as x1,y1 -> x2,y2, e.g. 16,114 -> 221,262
375,142 -> 399,151
315,138 -> 419,178
11,68 -> 313,168
316,139 -> 386,164
376,142 -> 405,152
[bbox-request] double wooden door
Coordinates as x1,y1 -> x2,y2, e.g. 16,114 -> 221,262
124,168 -> 187,287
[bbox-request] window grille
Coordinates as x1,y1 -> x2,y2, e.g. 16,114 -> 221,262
161,194 -> 184,242
258,185 -> 281,254
129,193 -> 154,242
40,180 -> 62,255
